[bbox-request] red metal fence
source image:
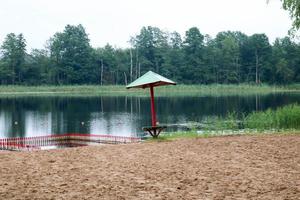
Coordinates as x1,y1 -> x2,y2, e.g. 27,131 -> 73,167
0,134 -> 141,151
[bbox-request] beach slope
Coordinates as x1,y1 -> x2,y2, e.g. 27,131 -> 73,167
0,135 -> 299,199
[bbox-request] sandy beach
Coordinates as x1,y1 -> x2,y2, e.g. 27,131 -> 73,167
0,134 -> 299,200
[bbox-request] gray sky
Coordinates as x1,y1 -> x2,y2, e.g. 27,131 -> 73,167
0,0 -> 292,51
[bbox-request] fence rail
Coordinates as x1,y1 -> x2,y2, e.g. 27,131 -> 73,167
0,134 -> 141,151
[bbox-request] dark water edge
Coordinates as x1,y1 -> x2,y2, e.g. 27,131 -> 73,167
0,93 -> 300,139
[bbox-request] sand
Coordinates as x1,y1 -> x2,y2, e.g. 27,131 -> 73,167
0,134 -> 299,200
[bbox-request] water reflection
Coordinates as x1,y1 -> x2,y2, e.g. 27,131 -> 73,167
89,112 -> 138,136
0,93 -> 299,138
25,111 -> 52,137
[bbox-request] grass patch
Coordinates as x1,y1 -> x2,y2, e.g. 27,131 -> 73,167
203,111 -> 241,131
0,84 -> 299,97
146,129 -> 300,142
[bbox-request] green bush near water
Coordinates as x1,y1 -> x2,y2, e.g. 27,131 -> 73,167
245,104 -> 300,130
204,103 -> 300,131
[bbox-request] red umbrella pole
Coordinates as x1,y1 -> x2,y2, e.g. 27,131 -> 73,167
150,86 -> 157,127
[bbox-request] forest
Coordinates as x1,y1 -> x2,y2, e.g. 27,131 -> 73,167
0,24 -> 299,85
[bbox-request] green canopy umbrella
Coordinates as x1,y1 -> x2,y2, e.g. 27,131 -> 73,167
126,71 -> 176,137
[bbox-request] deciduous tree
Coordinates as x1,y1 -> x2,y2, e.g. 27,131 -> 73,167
0,33 -> 26,84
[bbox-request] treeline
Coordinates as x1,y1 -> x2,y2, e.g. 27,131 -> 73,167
0,24 -> 299,85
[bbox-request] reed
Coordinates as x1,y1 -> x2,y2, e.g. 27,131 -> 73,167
0,84 -> 298,97
202,104 -> 300,131
244,104 -> 300,130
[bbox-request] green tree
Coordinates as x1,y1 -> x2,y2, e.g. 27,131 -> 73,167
275,58 -> 294,83
25,49 -> 52,84
115,48 -> 131,85
132,26 -> 169,75
281,0 -> 300,30
183,27 -> 205,83
0,25 -> 299,86
203,34 -> 219,83
213,32 -> 241,83
163,31 -> 184,81
248,34 -> 271,84
272,37 -> 300,83
49,24 -> 93,84
0,60 -> 14,84
94,44 -> 118,85
0,33 -> 26,84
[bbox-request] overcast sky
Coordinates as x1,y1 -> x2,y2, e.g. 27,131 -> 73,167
0,0 -> 292,51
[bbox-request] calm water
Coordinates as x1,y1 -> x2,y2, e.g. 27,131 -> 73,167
0,93 -> 300,139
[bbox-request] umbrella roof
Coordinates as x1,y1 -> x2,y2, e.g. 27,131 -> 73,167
126,71 -> 176,89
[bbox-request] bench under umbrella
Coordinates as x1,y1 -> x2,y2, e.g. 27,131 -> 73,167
126,71 -> 176,138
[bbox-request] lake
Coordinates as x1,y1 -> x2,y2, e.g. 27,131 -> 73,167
0,93 -> 300,139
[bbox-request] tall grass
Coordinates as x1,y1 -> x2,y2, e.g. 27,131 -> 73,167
203,104 -> 300,131
244,104 -> 300,130
0,84 -> 298,97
